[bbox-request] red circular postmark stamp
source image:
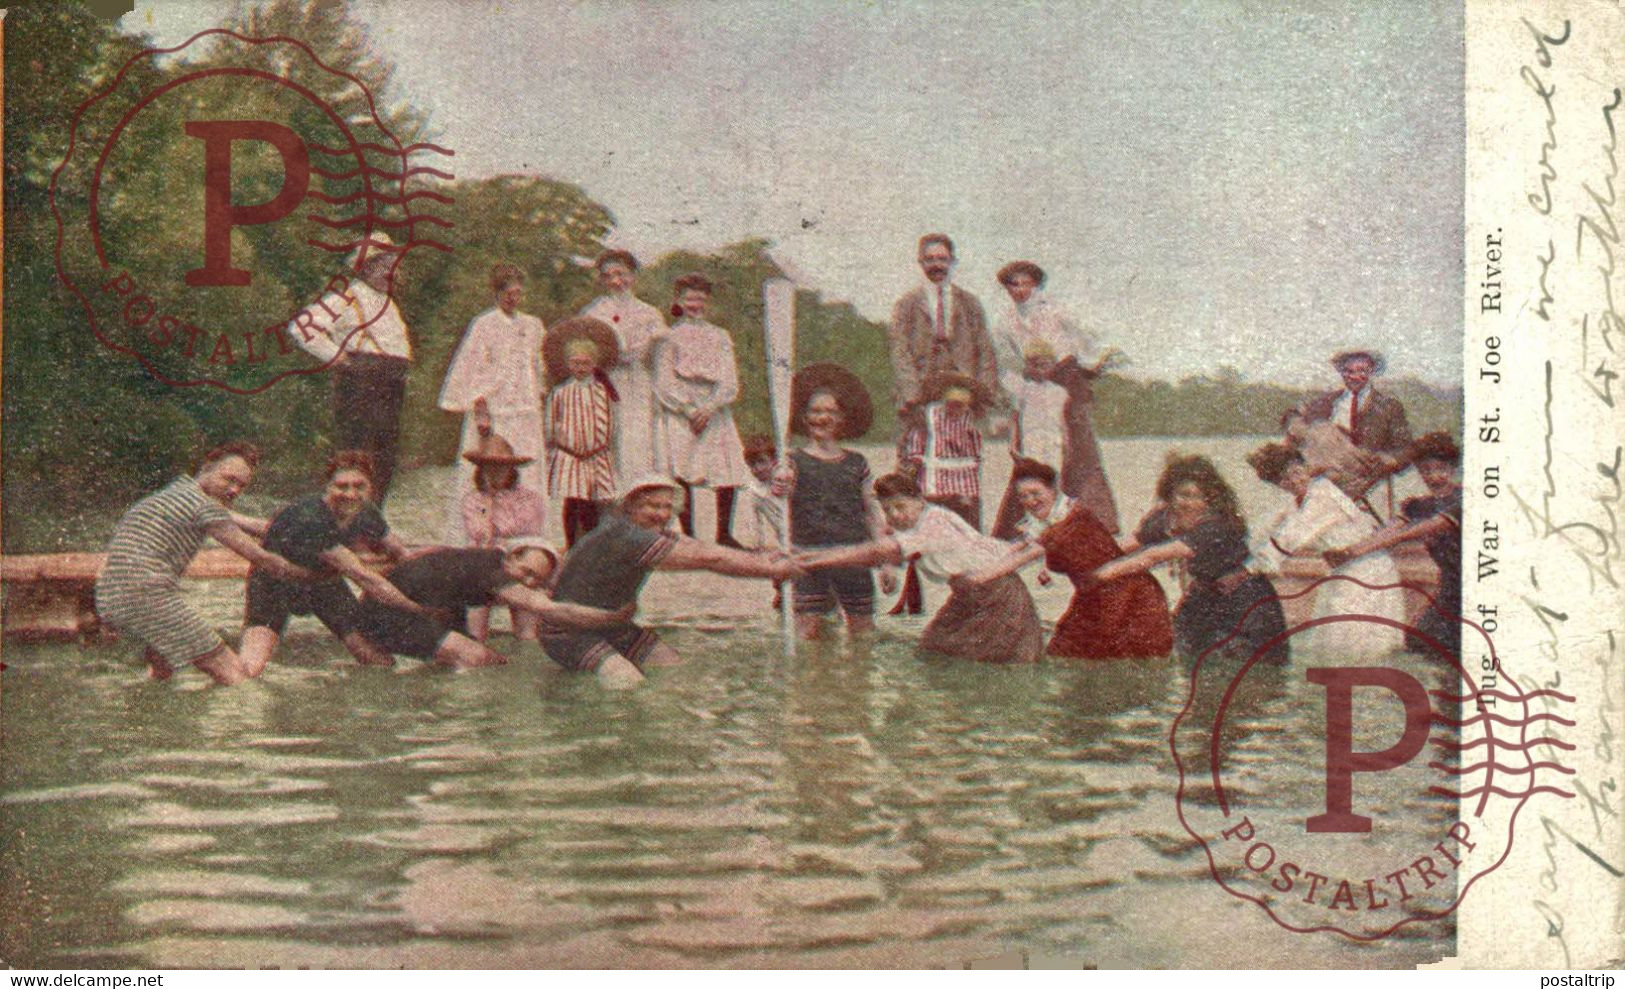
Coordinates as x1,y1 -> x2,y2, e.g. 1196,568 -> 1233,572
50,29 -> 454,394
1171,574 -> 1576,940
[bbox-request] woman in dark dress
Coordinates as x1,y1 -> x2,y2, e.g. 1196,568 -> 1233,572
964,460 -> 1171,659
1093,455 -> 1288,666
1326,432 -> 1463,654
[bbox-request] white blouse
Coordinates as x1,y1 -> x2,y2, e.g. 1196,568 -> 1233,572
437,307 -> 546,415
893,505 -> 1010,583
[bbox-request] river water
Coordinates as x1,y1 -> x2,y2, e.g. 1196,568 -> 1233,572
1,438 -> 1451,968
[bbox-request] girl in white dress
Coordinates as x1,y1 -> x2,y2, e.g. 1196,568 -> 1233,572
438,262 -> 547,542
1246,442 -> 1407,659
651,272 -> 750,545
580,250 -> 665,482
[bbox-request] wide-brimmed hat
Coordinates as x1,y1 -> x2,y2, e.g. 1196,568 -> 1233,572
791,363 -> 874,440
347,231 -> 398,271
919,370 -> 991,412
501,536 -> 561,569
617,473 -> 685,507
463,432 -> 534,467
1330,348 -> 1386,374
544,316 -> 621,381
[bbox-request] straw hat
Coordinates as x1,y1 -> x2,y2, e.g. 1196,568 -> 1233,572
791,362 -> 874,440
501,536 -> 561,569
919,370 -> 991,412
617,473 -> 685,507
1330,348 -> 1386,374
544,317 -> 621,381
463,432 -> 533,466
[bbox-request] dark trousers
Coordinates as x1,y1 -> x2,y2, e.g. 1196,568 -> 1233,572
333,355 -> 409,504
677,482 -> 737,542
562,498 -> 603,548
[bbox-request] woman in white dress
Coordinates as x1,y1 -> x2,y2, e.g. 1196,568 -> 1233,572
580,250 -> 666,482
651,272 -> 750,545
438,262 -> 547,542
1246,442 -> 1407,659
989,261 -> 1122,539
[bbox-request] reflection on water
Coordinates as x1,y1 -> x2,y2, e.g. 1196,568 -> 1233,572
1,626 -> 1453,968
1,439 -> 1451,968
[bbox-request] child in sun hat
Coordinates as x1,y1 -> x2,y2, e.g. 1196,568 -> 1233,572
460,431 -> 547,641
894,371 -> 989,613
773,363 -> 897,639
544,317 -> 622,547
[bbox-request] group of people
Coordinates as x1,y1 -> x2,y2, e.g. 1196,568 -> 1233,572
92,231 -> 1464,689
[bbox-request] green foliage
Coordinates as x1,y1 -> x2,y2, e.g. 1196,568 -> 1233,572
1,0 -> 1463,554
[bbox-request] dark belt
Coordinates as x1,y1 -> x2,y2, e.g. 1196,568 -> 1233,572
339,353 -> 411,378
1195,568 -> 1254,596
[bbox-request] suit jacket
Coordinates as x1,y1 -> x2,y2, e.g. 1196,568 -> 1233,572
887,283 -> 998,410
1299,387 -> 1412,458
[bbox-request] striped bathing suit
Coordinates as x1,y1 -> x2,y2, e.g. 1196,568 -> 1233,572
94,475 -> 233,665
901,402 -> 982,502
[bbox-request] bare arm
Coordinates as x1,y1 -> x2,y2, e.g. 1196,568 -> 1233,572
206,521 -> 312,580
796,537 -> 903,571
378,532 -> 436,563
962,541 -> 1046,586
321,545 -> 432,615
493,585 -> 635,628
658,535 -> 801,579
1329,514 -> 1454,566
1093,538 -> 1193,584
229,512 -> 270,538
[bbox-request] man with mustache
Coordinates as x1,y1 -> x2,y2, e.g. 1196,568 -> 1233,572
886,234 -> 999,435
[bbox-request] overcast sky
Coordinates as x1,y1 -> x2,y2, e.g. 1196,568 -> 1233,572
127,1 -> 1465,386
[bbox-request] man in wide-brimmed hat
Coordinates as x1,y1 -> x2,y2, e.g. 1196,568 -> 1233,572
286,231 -> 416,503
538,475 -> 802,689
543,317 -> 623,546
439,261 -> 548,538
1294,348 -> 1412,476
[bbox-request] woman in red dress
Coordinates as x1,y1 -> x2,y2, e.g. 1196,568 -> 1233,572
964,460 -> 1171,659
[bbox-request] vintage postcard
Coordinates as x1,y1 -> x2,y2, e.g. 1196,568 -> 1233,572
1,0 -> 1620,972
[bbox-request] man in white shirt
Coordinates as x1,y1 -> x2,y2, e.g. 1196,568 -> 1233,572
286,235 -> 414,502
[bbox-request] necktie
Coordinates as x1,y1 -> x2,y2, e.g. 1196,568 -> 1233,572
1349,390 -> 1361,445
935,285 -> 948,340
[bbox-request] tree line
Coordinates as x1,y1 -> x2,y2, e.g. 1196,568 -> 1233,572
2,0 -> 1459,553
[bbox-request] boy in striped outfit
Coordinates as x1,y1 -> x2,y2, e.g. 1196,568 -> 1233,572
545,318 -> 620,547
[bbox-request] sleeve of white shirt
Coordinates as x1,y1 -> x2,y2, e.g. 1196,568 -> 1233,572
1251,483 -> 1344,570
893,509 -> 954,563
286,291 -> 351,363
437,315 -> 494,412
1057,308 -> 1104,367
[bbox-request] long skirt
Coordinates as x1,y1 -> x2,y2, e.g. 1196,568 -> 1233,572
920,573 -> 1044,664
1175,574 -> 1289,667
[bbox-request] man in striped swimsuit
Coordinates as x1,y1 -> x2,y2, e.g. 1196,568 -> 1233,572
95,442 -> 313,685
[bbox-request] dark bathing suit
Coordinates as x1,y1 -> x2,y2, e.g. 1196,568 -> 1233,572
353,548 -> 513,658
246,494 -> 388,637
540,513 -> 676,672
